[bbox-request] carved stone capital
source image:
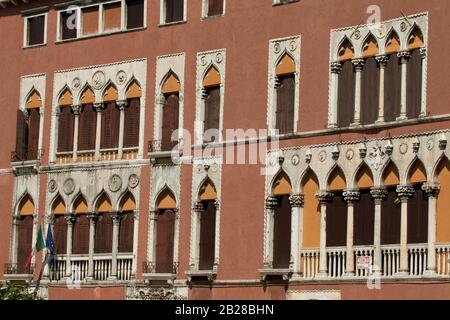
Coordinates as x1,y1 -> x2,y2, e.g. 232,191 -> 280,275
71,105 -> 81,115
265,196 -> 279,210
343,189 -> 360,203
330,62 -> 342,74
289,194 -> 304,208
396,185 -> 415,201
375,55 -> 389,67
420,47 -> 427,59
316,191 -> 334,204
64,213 -> 77,225
397,50 -> 412,63
22,109 -> 30,120
370,187 -> 388,201
193,201 -> 206,213
116,100 -> 128,111
94,103 -> 104,113
87,213 -> 99,223
352,58 -> 365,71
214,200 -> 220,210
422,183 -> 440,198
110,213 -> 123,226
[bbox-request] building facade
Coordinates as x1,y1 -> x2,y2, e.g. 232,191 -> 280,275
0,0 -> 450,300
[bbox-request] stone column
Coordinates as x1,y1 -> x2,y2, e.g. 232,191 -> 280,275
109,212 -> 122,280
343,189 -> 360,276
213,200 -> 221,271
397,50 -> 411,121
316,191 -> 334,278
329,62 -> 342,128
375,55 -> 388,123
264,196 -> 279,268
422,183 -> 440,276
419,48 -> 427,117
351,58 -> 365,126
94,103 -> 104,161
116,100 -> 127,160
64,214 -> 76,278
11,215 -> 21,265
191,202 -> 205,270
396,185 -> 415,275
87,213 -> 98,280
71,105 -> 81,161
148,211 -> 158,270
370,187 -> 388,275
289,194 -> 304,275
172,209 -> 180,274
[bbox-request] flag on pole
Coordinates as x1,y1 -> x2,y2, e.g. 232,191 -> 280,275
25,224 -> 45,268
46,224 -> 57,271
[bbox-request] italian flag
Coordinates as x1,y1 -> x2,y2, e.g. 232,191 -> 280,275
25,224 -> 45,268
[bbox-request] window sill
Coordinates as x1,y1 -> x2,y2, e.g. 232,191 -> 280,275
55,27 -> 146,44
201,14 -> 225,21
23,43 -> 46,50
4,273 -> 34,282
185,270 -> 217,282
158,20 -> 187,28
272,0 -> 300,7
258,268 -> 293,281
142,273 -> 176,282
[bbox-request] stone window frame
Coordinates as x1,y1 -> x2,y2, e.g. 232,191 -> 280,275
327,12 -> 429,129
159,0 -> 187,26
201,0 -> 226,19
23,11 -> 48,48
267,35 -> 301,136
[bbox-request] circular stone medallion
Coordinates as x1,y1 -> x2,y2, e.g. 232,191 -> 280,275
63,178 -> 75,195
128,174 -> 140,189
48,180 -> 57,193
109,174 -> 123,192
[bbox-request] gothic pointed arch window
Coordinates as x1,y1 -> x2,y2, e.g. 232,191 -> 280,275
326,166 -> 347,247
406,26 -> 425,119
52,195 -> 68,255
160,72 -> 180,151
354,164 -> 374,245
381,162 -> 401,245
118,192 -> 136,253
95,193 -> 113,254
57,88 -> 75,154
16,195 -> 35,274
407,159 -> 428,244
72,194 -> 89,255
101,83 -> 120,151
124,80 -> 142,149
336,38 -> 355,127
384,30 -> 402,122
275,53 -> 296,135
202,66 -> 221,142
361,35 -> 380,125
78,86 -> 97,153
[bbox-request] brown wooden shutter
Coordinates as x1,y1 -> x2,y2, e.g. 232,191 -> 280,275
162,93 -> 179,151
95,213 -> 113,254
28,15 -> 45,46
406,49 -> 422,119
276,75 -> 295,134
119,212 -> 134,253
204,86 -> 220,138
78,104 -> 97,151
361,57 -> 380,125
126,0 -> 144,29
381,188 -> 401,245
101,102 -> 120,150
326,193 -> 347,247
384,54 -> 401,122
57,106 -> 75,152
17,216 -> 33,273
155,210 -> 175,273
15,109 -> 28,161
273,196 -> 291,269
407,185 -> 428,244
72,214 -> 90,255
123,98 -> 140,148
354,190 -> 374,246
53,216 -> 68,255
27,108 -> 40,160
337,61 -> 355,127
208,0 -> 223,16
199,201 -> 216,270
166,0 -> 184,23
60,10 -> 77,40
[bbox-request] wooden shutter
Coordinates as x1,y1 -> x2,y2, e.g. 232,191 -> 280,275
276,75 -> 295,134
208,0 -> 223,16
204,86 -> 220,135
166,0 -> 184,23
326,193 -> 348,247
78,104 -> 97,151
162,93 -> 179,151
361,57 -> 380,125
61,10 -> 77,40
72,214 -> 90,255
17,216 -> 33,273
407,186 -> 428,244
337,61 -> 355,127
95,213 -> 113,254
273,196 -> 291,269
384,54 -> 401,122
199,201 -> 216,270
15,109 -> 28,161
101,102 -> 120,149
126,0 -> 144,29
119,212 -> 134,253
354,190 -> 375,245
406,49 -> 422,119
57,106 -> 75,152
53,216 -> 68,255
123,98 -> 140,148
28,15 -> 45,46
155,210 -> 175,273
381,188 -> 401,245
27,108 -> 40,160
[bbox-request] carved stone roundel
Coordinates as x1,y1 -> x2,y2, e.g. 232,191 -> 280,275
92,71 -> 106,90
200,56 -> 208,66
274,42 -> 281,54
109,174 -> 122,192
215,53 -> 223,64
346,149 -> 354,160
48,180 -> 57,193
128,174 -> 140,189
399,143 -> 408,155
289,40 -> 297,52
116,70 -> 127,85
63,178 -> 75,195
291,154 -> 300,166
72,77 -> 81,91
319,150 -> 327,162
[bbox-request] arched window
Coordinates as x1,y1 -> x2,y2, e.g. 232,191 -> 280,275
275,54 -> 296,134
72,195 -> 89,255
326,167 -> 347,247
57,88 -> 75,153
202,66 -> 221,142
406,26 -> 425,119
198,179 -> 217,271
155,188 -> 177,273
361,35 -> 380,125
161,73 -> 180,151
78,86 -> 97,152
95,194 -> 113,254
407,159 -> 428,244
436,157 -> 450,244
118,192 -> 135,253
124,80 -> 142,149
354,164 -> 374,245
384,31 -> 401,122
101,84 -> 120,151
52,196 -> 67,255
337,39 -> 355,127
16,195 -> 34,274
381,162 -> 401,244
271,171 -> 292,268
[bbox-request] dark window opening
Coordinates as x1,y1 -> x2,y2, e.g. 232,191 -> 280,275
60,10 -> 78,40
95,213 -> 113,254
406,49 -> 423,119
53,216 -> 68,255
326,193 -> 347,247
126,0 -> 144,29
204,86 -> 220,142
119,212 -> 134,253
155,210 -> 175,273
361,57 -> 380,125
207,0 -> 223,17
165,0 -> 184,23
337,60 -> 355,127
384,54 -> 401,122
72,214 -> 90,255
161,93 -> 179,151
123,98 -> 140,148
273,195 -> 291,269
275,74 -> 295,135
27,15 -> 45,46
381,187 -> 401,245
57,106 -> 75,153
199,201 -> 216,271
407,184 -> 428,244
354,190 -> 374,246
17,216 -> 33,274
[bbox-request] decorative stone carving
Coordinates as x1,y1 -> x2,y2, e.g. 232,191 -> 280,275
289,194 -> 304,208
352,58 -> 365,71
399,143 -> 408,155
116,100 -> 128,111
116,70 -> 127,85
92,70 -> 106,89
370,187 -> 388,201
439,134 -> 447,151
87,213 -> 99,223
384,140 -> 394,156
278,155 -> 285,166
331,146 -> 340,161
94,103 -> 104,113
319,150 -> 327,162
400,21 -> 408,32
71,105 -> 81,115
274,42 -> 281,53
110,213 -> 123,225
375,55 -> 389,67
367,145 -> 386,171
422,184 -> 441,198
193,201 -> 206,212
72,77 -> 81,90
48,180 -> 57,193
343,190 -> 360,203
397,50 -> 412,63
412,138 -> 420,153
427,139 -> 434,151
109,174 -> 123,192
305,149 -> 312,163
353,29 -> 361,40
359,142 -> 367,159
396,185 -> 415,200
289,40 -> 297,52
64,214 -> 76,225
420,47 -> 427,59
63,178 -> 75,195
330,62 -> 342,74
265,196 -> 279,210
129,287 -> 184,300
128,174 -> 140,189
345,149 -> 354,161
316,192 -> 334,204
291,154 -> 300,166
215,52 -> 223,64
